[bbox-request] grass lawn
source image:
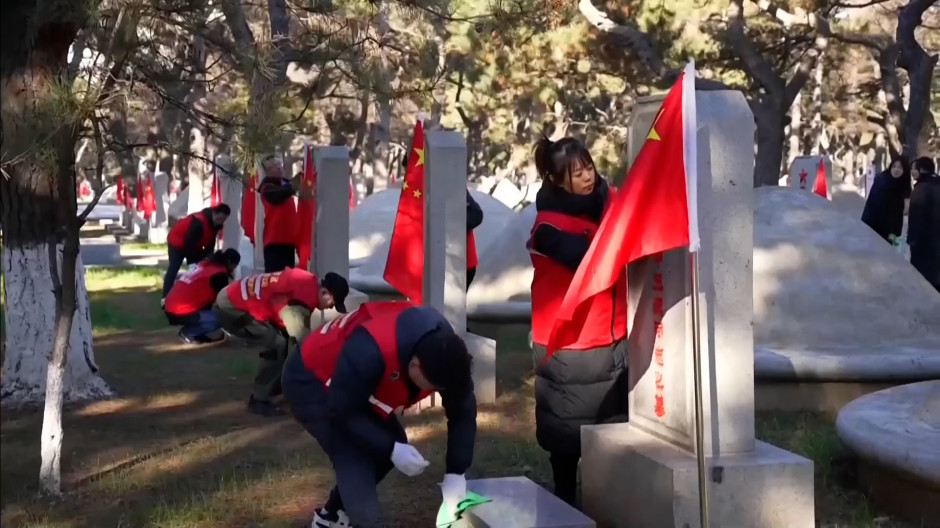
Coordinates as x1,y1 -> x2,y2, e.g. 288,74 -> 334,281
0,268 -> 913,528
122,241 -> 168,252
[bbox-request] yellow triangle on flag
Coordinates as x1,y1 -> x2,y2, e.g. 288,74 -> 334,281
647,127 -> 661,141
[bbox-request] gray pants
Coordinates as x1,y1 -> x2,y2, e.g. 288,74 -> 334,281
213,291 -> 310,402
282,349 -> 406,527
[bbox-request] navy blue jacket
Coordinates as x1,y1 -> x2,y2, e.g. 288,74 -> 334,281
327,306 -> 477,474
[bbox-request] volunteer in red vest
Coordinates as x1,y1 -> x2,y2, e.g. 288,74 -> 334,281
400,156 -> 483,289
164,249 -> 240,344
282,300 -> 476,528
162,203 -> 231,300
258,155 -> 299,272
214,267 -> 350,417
527,135 -> 627,506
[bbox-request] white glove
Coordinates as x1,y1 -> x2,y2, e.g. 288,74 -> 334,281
390,442 -> 429,477
440,473 -> 467,520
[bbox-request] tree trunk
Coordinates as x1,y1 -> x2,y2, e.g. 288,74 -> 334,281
786,90 -> 802,172
753,101 -> 786,187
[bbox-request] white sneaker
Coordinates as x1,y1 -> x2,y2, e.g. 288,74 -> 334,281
311,508 -> 352,528
160,297 -> 166,308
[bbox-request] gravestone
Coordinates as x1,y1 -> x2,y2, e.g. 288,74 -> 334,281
423,131 -> 497,405
215,155 -> 243,252
580,91 -> 815,528
150,171 -> 169,243
458,477 -> 595,528
252,160 -> 266,272
788,155 -> 832,198
309,147 -> 368,327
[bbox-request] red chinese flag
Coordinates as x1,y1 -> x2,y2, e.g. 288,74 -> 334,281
116,177 -> 125,209
383,118 -> 426,301
136,177 -> 144,212
211,168 -> 224,241
141,175 -> 157,220
812,158 -> 829,199
241,173 -> 257,245
546,62 -> 701,357
349,179 -> 356,210
296,145 -> 317,269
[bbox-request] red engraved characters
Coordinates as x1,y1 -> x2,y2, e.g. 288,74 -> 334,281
651,252 -> 666,419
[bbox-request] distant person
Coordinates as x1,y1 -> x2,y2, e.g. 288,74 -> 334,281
258,155 -> 299,272
283,300 -> 476,528
164,249 -> 240,344
213,268 -> 349,416
908,157 -> 940,293
861,156 -> 911,243
162,204 -> 231,301
527,135 -> 628,506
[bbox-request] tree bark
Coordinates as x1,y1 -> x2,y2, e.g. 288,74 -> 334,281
896,0 -> 939,158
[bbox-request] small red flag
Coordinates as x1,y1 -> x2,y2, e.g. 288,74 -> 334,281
211,168 -> 224,241
241,173 -> 257,245
546,62 -> 700,357
383,118 -> 426,301
297,145 -> 317,269
140,175 -> 156,220
812,158 -> 829,199
116,177 -> 125,209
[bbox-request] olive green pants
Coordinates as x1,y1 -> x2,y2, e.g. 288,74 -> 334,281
213,291 -> 311,402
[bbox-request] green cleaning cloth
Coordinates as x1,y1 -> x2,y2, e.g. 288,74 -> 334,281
435,491 -> 493,527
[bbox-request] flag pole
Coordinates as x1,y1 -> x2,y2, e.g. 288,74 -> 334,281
690,251 -> 710,528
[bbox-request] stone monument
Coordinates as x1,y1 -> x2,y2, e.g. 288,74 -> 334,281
309,147 -> 368,326
215,155 -> 243,252
581,91 -> 815,528
422,131 -> 497,405
252,160 -> 266,272
150,171 -> 169,243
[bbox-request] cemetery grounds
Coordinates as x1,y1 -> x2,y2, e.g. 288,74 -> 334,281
0,240 -> 918,528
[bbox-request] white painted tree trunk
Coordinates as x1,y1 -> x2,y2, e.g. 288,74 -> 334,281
0,244 -> 111,404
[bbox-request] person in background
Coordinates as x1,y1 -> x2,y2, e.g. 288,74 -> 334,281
908,156 -> 940,294
400,155 -> 483,289
164,249 -> 240,344
213,267 -> 350,416
258,155 -> 299,272
861,155 -> 911,243
527,135 -> 628,507
163,203 -> 231,301
283,300 -> 476,528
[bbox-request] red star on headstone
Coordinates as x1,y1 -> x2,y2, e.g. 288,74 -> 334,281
799,169 -> 808,189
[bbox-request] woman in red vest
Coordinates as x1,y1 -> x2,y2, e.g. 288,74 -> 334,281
528,136 -> 628,506
282,301 -> 476,528
164,249 -> 240,344
258,156 -> 299,272
213,268 -> 350,417
162,203 -> 231,299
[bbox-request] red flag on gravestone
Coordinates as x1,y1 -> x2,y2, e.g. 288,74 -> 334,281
296,145 -> 317,269
546,62 -> 701,357
349,179 -> 356,210
136,177 -> 144,212
211,168 -> 224,241
812,158 -> 829,199
140,175 -> 156,220
116,177 -> 126,209
241,173 -> 257,245
383,118 -> 426,301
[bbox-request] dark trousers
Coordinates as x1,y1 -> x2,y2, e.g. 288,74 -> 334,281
282,349 -> 406,528
264,243 -> 296,272
213,297 -> 288,402
165,309 -> 221,339
162,246 -> 186,297
550,453 -> 580,507
467,267 -> 476,290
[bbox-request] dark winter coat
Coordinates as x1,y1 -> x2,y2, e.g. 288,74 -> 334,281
530,178 -> 629,456
908,173 -> 940,288
861,171 -> 909,242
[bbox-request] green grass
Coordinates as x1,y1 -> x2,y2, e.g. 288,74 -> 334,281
122,241 -> 168,252
86,266 -> 166,335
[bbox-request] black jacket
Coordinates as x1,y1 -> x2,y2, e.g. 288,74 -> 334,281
180,207 -> 222,261
467,191 -> 483,233
326,306 -> 477,474
908,173 -> 940,286
861,171 -> 909,242
530,178 -> 628,456
259,176 -> 295,205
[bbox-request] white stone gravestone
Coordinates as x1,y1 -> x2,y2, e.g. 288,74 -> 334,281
215,155 -> 243,252
788,155 -> 832,199
150,171 -> 169,243
252,160 -> 266,272
309,147 -> 368,328
422,131 -> 497,406
580,91 -> 815,528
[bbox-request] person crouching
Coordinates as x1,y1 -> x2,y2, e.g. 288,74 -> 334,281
164,249 -> 240,344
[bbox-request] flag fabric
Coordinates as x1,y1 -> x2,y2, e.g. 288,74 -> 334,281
546,61 -> 700,357
812,158 -> 829,199
383,118 -> 426,301
116,177 -> 125,210
140,175 -> 156,220
241,173 -> 257,245
296,144 -> 317,269
349,179 -> 356,210
211,167 -> 224,242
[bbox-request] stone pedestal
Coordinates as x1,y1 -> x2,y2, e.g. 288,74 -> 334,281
423,131 -> 497,405
581,90 -> 814,528
458,477 -> 595,528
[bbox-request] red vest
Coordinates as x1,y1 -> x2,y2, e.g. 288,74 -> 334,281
168,211 -> 214,251
224,268 -> 320,326
301,301 -> 434,417
165,261 -> 228,316
467,231 -> 478,269
261,191 -> 299,246
528,209 -> 627,350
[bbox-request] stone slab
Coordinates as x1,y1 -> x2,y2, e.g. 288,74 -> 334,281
467,301 -> 531,323
756,344 -> 940,381
458,477 -> 596,528
836,380 -> 940,485
581,424 -> 815,528
79,241 -> 122,266
464,332 -> 496,404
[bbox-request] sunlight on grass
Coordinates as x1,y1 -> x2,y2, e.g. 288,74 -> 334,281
76,391 -> 200,417
86,266 -> 166,334
86,266 -> 164,292
122,241 -> 168,252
